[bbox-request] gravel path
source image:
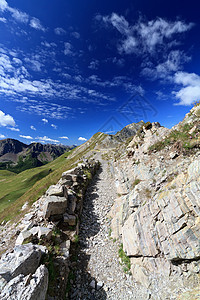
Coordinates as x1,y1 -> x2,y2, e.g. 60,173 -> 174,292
69,159 -> 147,300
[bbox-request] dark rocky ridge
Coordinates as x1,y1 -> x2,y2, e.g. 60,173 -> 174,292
0,138 -> 28,156
0,138 -> 73,173
0,139 -> 72,162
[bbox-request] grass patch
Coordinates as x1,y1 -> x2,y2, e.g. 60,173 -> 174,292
118,243 -> 131,273
149,122 -> 199,153
132,178 -> 141,189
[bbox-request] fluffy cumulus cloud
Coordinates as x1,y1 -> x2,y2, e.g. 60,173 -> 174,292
0,110 -> 15,127
42,118 -> 48,123
30,125 -> 36,130
78,137 -> 87,141
36,136 -> 60,143
19,135 -> 33,139
59,136 -> 69,140
0,134 -> 6,138
99,13 -> 194,55
173,72 -> 200,105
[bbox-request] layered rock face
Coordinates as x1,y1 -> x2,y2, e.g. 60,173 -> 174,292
0,160 -> 99,300
110,115 -> 200,298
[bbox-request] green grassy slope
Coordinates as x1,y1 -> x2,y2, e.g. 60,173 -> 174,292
0,151 -> 72,222
0,132 -> 108,223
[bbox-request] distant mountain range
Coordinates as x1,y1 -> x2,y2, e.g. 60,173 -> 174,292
0,138 -> 74,173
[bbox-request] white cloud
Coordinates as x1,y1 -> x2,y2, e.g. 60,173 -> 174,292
0,0 -> 45,30
51,124 -> 57,129
64,42 -> 73,55
71,32 -> 80,39
24,57 -> 43,72
8,7 -> 29,23
173,71 -> 200,105
100,13 -> 194,55
30,17 -> 46,31
0,110 -> 15,127
41,41 -> 57,48
19,135 -> 33,139
118,36 -> 137,54
0,134 -> 5,138
0,0 -> 8,11
30,125 -> 36,130
88,60 -> 99,70
0,17 -> 6,23
102,13 -> 130,35
36,136 -> 60,143
18,101 -> 73,120
141,50 -> 190,80
54,27 -> 66,35
59,136 -> 69,140
0,48 -> 115,108
8,127 -> 20,131
42,118 -> 48,123
78,137 -> 87,141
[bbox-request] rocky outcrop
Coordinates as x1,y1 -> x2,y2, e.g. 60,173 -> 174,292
0,264 -> 48,300
109,119 -> 200,298
0,160 -> 100,300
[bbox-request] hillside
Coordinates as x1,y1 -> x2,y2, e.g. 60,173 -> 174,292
0,138 -> 73,173
0,108 -> 200,299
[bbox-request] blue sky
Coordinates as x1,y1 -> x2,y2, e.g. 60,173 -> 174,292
0,0 -> 200,145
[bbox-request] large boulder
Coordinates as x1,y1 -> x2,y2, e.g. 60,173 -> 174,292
42,195 -> 68,219
0,243 -> 43,282
0,264 -> 48,300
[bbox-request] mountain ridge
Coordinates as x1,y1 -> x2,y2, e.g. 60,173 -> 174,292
0,138 -> 74,173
